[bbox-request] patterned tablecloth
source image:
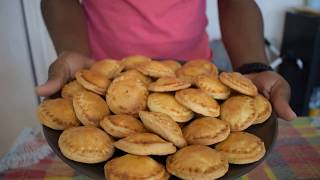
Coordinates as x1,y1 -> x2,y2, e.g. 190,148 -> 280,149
1,117 -> 320,180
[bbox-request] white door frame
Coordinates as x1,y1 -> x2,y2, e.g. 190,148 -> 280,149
21,0 -> 56,86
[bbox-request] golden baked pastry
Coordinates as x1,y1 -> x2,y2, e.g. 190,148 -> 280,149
117,69 -> 152,85
107,77 -> 148,116
176,60 -> 218,84
182,117 -> 230,145
215,132 -> 266,164
90,59 -> 124,79
135,60 -> 175,78
166,145 -> 228,180
114,133 -> 176,155
219,72 -> 258,96
61,80 -> 86,99
37,98 -> 80,130
161,60 -> 181,72
75,69 -> 111,95
147,92 -> 194,122
105,154 -> 170,180
73,91 -> 110,126
220,95 -> 257,131
139,111 -> 187,148
100,114 -> 147,138
195,75 -> 231,100
148,77 -> 191,92
175,88 -> 220,117
58,126 -> 114,164
121,55 -> 151,70
253,94 -> 272,124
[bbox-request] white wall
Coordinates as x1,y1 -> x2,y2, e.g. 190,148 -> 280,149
0,0 -> 39,157
206,0 -> 304,48
24,0 -> 56,85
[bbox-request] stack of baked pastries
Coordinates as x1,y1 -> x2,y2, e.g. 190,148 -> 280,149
37,55 -> 272,180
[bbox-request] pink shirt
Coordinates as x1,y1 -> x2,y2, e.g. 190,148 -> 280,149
82,0 -> 211,61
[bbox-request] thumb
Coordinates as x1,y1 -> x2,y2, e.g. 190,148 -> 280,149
36,78 -> 65,97
36,61 -> 69,97
271,81 -> 297,121
273,96 -> 297,121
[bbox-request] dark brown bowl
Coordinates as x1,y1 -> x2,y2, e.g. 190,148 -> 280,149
43,113 -> 278,180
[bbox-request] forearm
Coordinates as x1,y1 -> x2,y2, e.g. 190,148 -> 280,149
218,0 -> 267,69
41,0 -> 90,56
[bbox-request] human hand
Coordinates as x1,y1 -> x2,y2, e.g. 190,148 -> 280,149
36,51 -> 93,97
245,71 -> 297,121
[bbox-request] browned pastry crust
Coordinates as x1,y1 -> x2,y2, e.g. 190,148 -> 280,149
73,91 -> 110,126
116,69 -> 152,85
219,72 -> 258,96
58,126 -> 114,164
215,132 -> 266,164
114,133 -> 176,155
176,60 -> 218,84
160,60 -> 182,72
166,145 -> 229,180
147,92 -> 194,123
75,69 -> 110,95
90,59 -> 124,79
139,111 -> 187,148
253,94 -> 272,124
121,55 -> 152,70
107,77 -> 148,116
61,80 -> 86,99
37,98 -> 80,130
105,154 -> 170,180
148,77 -> 191,92
220,95 -> 257,131
100,114 -> 147,138
195,75 -> 231,100
135,60 -> 175,78
182,117 -> 230,145
175,88 -> 220,117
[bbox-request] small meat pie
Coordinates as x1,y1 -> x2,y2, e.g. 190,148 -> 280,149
139,111 -> 187,148
58,126 -> 114,164
175,88 -> 220,117
176,59 -> 218,84
182,117 -> 230,145
147,92 -> 194,123
215,132 -> 266,164
73,91 -> 110,126
253,94 -> 272,124
121,55 -> 151,70
107,77 -> 148,116
161,60 -> 182,72
37,98 -> 80,130
117,69 -> 152,85
61,80 -> 86,100
220,95 -> 257,131
114,133 -> 176,155
100,114 -> 147,138
219,72 -> 258,96
75,69 -> 111,95
148,77 -> 191,92
105,154 -> 170,180
135,60 -> 175,78
90,59 -> 124,79
195,75 -> 231,100
166,145 -> 228,180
